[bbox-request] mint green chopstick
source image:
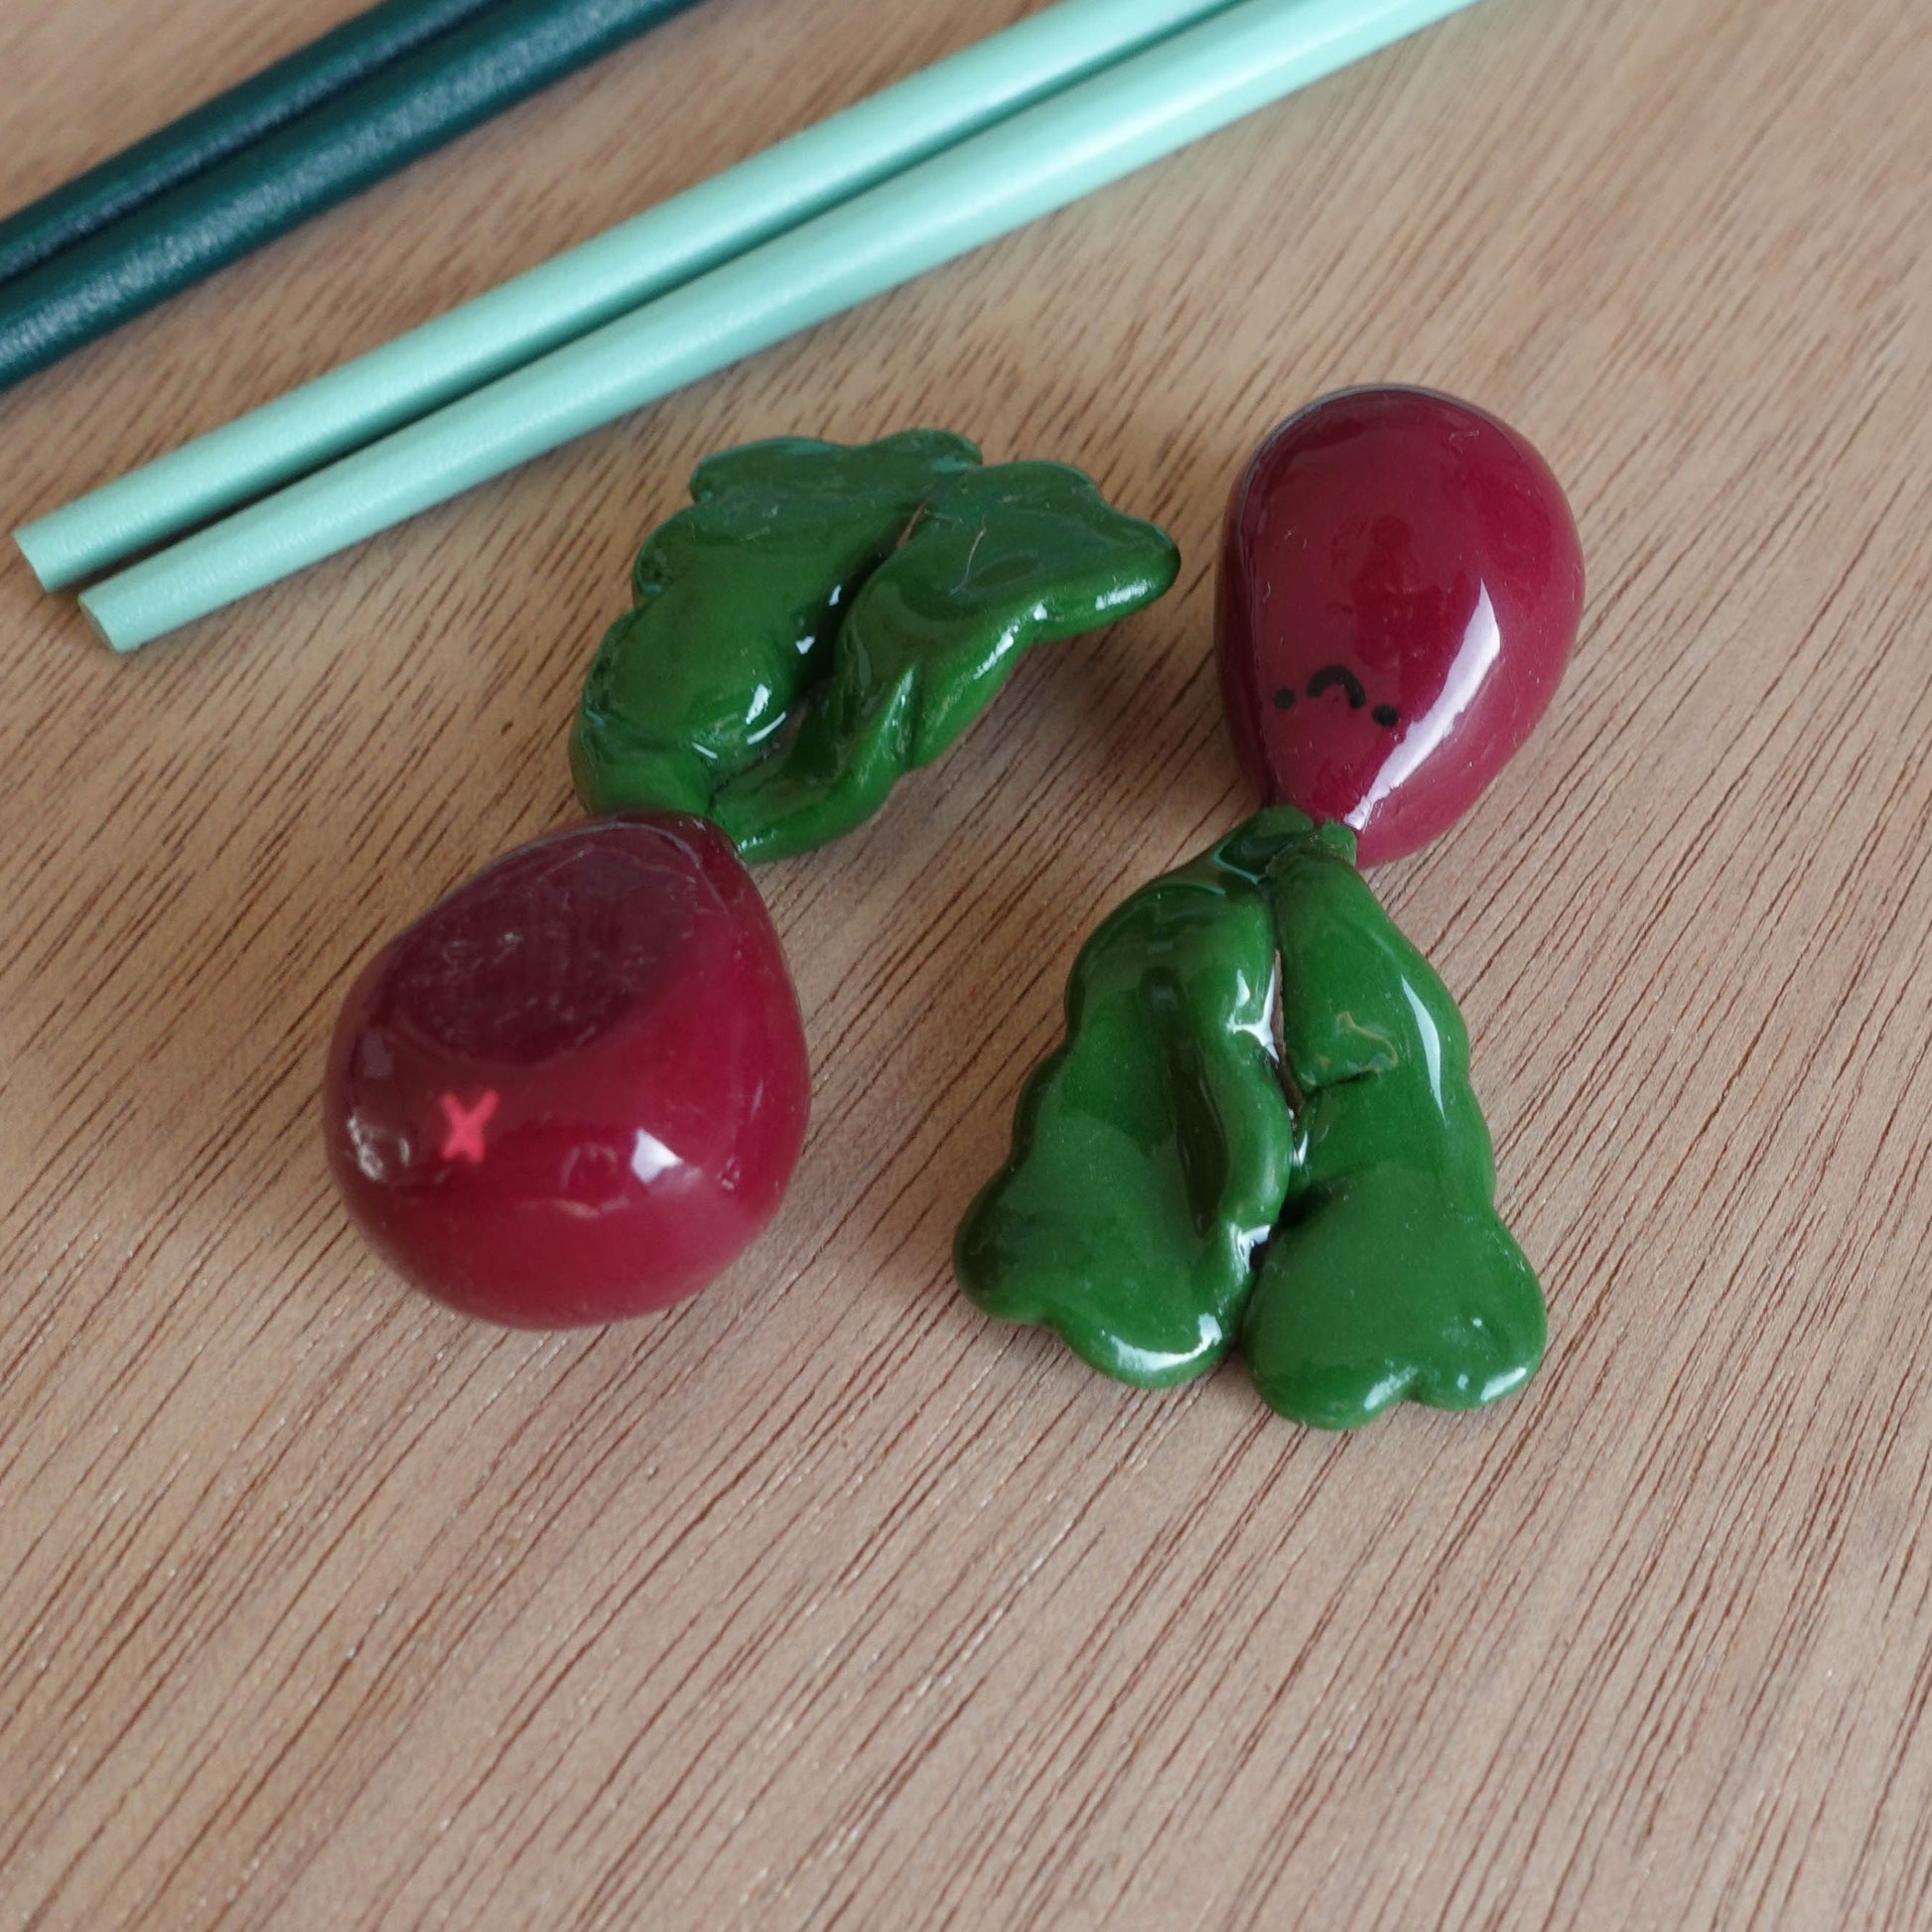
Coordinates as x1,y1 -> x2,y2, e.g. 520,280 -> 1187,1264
18,0 -> 1242,593
74,0 -> 1484,652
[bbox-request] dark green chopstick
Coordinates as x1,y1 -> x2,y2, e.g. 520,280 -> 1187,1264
0,0 -> 704,395
0,0 -> 512,289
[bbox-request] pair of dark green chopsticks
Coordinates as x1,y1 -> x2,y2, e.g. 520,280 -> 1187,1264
0,0 -> 704,393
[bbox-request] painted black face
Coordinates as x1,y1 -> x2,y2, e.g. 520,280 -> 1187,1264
1273,662 -> 1400,730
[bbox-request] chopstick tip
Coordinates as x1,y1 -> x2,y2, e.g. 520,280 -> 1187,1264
75,586 -> 137,654
13,519 -> 63,592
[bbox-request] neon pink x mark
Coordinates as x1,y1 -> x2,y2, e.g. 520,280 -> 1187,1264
439,1090 -> 498,1164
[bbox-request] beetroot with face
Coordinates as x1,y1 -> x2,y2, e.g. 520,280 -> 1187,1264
1215,387 -> 1585,865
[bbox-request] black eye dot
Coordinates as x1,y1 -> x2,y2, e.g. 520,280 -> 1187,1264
1272,687 -> 1296,710
1372,704 -> 1400,729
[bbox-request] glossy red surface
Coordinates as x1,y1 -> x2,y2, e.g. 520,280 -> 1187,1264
324,814 -> 810,1327
1216,387 -> 1585,866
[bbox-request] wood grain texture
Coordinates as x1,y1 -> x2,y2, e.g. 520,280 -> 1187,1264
1,0 -> 1929,1924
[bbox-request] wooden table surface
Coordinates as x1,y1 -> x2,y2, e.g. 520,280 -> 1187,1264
4,0 -> 1930,1925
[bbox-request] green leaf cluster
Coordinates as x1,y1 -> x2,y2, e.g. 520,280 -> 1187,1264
572,432 -> 1179,863
956,809 -> 1546,1430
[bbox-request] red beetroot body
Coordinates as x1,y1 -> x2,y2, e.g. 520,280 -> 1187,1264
324,814 -> 810,1327
1216,387 -> 1585,865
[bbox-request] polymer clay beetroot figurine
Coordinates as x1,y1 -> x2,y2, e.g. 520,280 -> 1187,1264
956,387 -> 1585,1429
326,432 -> 1177,1326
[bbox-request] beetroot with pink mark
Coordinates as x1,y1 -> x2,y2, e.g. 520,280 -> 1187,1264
324,814 -> 810,1328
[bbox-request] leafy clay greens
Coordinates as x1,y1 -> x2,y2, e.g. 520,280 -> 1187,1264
571,431 -> 1180,862
955,807 -> 1547,1430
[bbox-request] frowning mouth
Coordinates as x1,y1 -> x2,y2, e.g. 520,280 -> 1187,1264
1272,662 -> 1400,729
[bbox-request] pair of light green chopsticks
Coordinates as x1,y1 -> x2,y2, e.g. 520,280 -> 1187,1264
17,0 -> 1487,652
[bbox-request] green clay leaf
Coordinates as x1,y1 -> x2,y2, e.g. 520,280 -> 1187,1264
1240,846 -> 1546,1429
571,433 -> 1179,862
954,809 -> 1545,1430
571,431 -> 980,823
954,815 -> 1315,1390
